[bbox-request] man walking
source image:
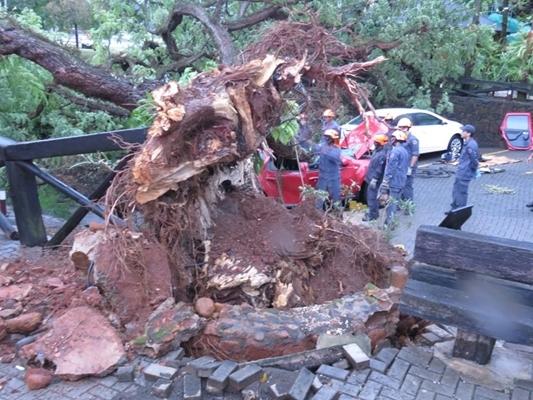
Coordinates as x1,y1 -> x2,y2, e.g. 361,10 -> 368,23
448,124 -> 479,213
363,134 -> 389,222
379,131 -> 409,226
315,129 -> 342,210
397,117 -> 419,206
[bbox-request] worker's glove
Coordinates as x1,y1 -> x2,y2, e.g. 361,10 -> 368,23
407,167 -> 412,176
369,178 -> 378,190
378,181 -> 390,201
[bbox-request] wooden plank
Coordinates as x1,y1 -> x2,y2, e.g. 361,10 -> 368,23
2,128 -> 146,161
413,225 -> 533,284
4,161 -> 47,246
409,263 -> 533,305
400,277 -> 533,345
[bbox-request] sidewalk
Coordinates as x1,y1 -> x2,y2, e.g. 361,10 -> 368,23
1,148 -> 533,399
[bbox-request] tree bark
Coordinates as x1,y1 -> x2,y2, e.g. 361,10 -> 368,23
0,18 -> 159,111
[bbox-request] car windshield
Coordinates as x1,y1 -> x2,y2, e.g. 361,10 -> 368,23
345,116 -> 363,126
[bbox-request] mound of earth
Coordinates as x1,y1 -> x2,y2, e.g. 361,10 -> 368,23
0,190 -> 405,361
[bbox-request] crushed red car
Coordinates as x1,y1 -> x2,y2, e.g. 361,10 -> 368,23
258,116 -> 389,206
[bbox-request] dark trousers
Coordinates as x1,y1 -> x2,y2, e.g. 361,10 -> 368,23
401,171 -> 416,202
385,188 -> 402,225
316,176 -> 341,210
451,178 -> 470,209
366,185 -> 380,220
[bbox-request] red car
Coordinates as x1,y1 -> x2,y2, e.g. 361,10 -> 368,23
500,112 -> 533,151
258,116 -> 389,206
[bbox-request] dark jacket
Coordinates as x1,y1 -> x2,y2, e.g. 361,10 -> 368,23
384,145 -> 409,189
403,132 -> 420,167
318,144 -> 342,179
456,138 -> 479,181
365,145 -> 387,184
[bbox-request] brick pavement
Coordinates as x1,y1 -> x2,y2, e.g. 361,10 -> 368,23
1,148 -> 533,399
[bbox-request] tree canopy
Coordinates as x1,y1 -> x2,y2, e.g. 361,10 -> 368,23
0,0 -> 532,143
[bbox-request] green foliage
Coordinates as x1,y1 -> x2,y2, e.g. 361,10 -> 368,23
38,185 -> 76,219
270,100 -> 299,144
126,94 -> 156,128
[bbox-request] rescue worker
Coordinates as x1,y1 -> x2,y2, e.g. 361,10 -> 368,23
296,113 -> 313,151
320,109 -> 341,143
363,133 -> 389,222
448,124 -> 479,213
382,113 -> 395,153
379,130 -> 409,226
398,117 -> 419,207
315,129 -> 342,210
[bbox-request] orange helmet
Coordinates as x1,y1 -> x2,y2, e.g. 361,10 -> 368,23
373,134 -> 389,146
323,109 -> 336,118
384,113 -> 394,121
323,129 -> 339,140
397,117 -> 412,129
392,130 -> 408,142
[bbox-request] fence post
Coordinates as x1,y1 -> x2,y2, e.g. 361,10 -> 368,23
5,160 -> 47,246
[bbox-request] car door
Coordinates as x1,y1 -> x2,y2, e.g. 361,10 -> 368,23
410,112 -> 450,154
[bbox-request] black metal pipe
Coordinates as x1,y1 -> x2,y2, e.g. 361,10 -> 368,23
14,160 -> 124,227
0,211 -> 18,240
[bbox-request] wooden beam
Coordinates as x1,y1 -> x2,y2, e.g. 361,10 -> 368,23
4,161 -> 47,246
413,225 -> 533,284
1,128 -> 146,161
400,264 -> 533,346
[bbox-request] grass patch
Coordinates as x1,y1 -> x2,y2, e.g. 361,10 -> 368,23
38,185 -> 76,219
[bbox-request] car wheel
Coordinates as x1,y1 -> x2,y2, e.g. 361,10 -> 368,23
448,134 -> 463,156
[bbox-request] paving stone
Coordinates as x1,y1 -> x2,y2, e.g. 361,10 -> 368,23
316,364 -> 350,381
374,348 -> 399,368
409,366 -> 442,382
368,371 -> 401,390
310,385 -> 339,400
387,357 -> 410,381
455,381 -> 475,400
268,383 -> 290,400
369,359 -> 388,374
347,368 -> 371,385
435,395 -> 454,400
397,347 -> 432,368
205,383 -> 224,397
151,378 -> 173,398
422,332 -> 442,345
358,380 -> 382,400
415,389 -> 437,400
311,375 -> 323,392
115,365 -> 135,382
381,386 -> 416,400
197,361 -> 223,378
420,380 -> 456,397
241,380 -> 260,399
440,367 -> 460,388
207,360 -> 239,390
143,363 -> 178,381
332,358 -> 351,370
329,379 -> 361,398
427,358 -> 446,374
111,381 -> 134,392
183,356 -> 216,375
337,394 -> 357,400
511,387 -> 531,400
425,325 -> 455,341
161,348 -> 185,362
474,386 -> 510,400
183,373 -> 202,400
343,343 -> 370,370
229,363 -> 263,391
288,368 -> 315,400
401,374 -> 423,395
515,380 -> 533,391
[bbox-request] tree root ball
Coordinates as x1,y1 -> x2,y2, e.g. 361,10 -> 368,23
195,297 -> 215,318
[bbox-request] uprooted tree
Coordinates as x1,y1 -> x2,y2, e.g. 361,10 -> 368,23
1,12 -> 405,333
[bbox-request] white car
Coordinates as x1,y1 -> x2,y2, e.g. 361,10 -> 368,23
341,108 -> 465,155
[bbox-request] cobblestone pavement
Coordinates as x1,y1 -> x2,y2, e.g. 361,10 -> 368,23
1,147 -> 533,399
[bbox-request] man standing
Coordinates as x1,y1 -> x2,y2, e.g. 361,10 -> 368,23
448,124 -> 479,212
363,134 -> 389,222
296,113 -> 313,150
379,131 -> 409,226
397,117 -> 419,206
315,129 -> 342,210
321,109 -> 341,143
